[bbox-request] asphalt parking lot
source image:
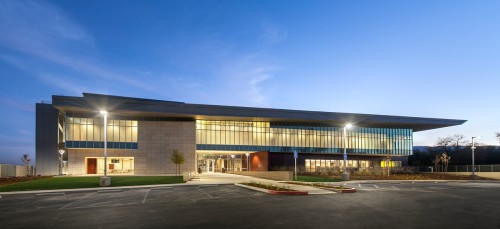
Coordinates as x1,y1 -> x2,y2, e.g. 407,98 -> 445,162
1,181 -> 500,228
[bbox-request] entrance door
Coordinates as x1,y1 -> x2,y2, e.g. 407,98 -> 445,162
87,158 -> 97,174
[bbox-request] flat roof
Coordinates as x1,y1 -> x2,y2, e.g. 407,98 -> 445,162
49,93 -> 466,132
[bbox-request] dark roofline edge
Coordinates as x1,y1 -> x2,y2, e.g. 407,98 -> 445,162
76,92 -> 466,123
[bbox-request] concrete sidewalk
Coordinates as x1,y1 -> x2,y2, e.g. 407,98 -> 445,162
188,173 -> 335,194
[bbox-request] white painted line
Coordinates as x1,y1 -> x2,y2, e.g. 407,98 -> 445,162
142,189 -> 151,204
60,192 -> 94,209
343,183 -> 347,186
36,192 -> 65,196
197,187 -> 214,198
97,189 -> 123,193
374,185 -> 379,189
358,183 -> 362,187
150,187 -> 173,190
391,186 -> 396,189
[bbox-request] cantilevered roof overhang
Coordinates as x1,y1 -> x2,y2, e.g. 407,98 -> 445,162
50,93 -> 466,132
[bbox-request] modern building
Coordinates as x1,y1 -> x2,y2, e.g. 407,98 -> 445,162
36,93 -> 466,176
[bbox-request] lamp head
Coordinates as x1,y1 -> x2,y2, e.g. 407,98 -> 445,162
473,136 -> 482,140
100,110 -> 108,115
345,123 -> 353,128
59,149 -> 65,155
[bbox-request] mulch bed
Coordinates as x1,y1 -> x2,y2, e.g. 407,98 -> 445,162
0,176 -> 51,186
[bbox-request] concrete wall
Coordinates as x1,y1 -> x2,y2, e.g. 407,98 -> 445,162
0,164 -> 16,177
0,164 -> 34,177
67,120 -> 196,175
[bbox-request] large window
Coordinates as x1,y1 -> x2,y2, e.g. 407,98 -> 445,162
305,159 -> 387,172
196,120 -> 413,155
65,115 -> 138,149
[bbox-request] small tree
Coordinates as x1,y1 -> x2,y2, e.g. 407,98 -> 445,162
170,149 -> 185,175
20,154 -> 31,176
495,132 -> 500,143
432,154 -> 441,172
440,152 -> 451,173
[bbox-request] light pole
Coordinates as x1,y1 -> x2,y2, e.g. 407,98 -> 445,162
245,152 -> 250,171
342,123 -> 353,181
471,136 -> 481,177
100,110 -> 111,186
58,149 -> 65,175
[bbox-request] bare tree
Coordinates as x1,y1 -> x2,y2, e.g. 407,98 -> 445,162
20,154 -> 31,176
496,132 -> 500,143
451,134 -> 468,153
432,154 -> 441,172
436,136 -> 453,153
440,152 -> 451,173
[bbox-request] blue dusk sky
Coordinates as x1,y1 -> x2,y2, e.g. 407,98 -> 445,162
0,0 -> 499,164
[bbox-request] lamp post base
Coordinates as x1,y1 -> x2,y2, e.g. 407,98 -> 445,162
100,176 -> 111,187
341,172 -> 350,181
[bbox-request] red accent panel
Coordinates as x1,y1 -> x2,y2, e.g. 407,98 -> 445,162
250,151 -> 269,171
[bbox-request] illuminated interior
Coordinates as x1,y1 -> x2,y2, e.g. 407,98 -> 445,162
196,120 -> 413,155
85,157 -> 135,174
65,115 -> 138,149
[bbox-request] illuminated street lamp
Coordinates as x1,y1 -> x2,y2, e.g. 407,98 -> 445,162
471,136 -> 481,177
58,149 -> 65,175
342,123 -> 353,181
100,110 -> 111,186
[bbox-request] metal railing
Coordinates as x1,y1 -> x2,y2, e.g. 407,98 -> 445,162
405,164 -> 500,173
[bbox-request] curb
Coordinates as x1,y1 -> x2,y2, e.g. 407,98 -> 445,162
235,183 -> 308,195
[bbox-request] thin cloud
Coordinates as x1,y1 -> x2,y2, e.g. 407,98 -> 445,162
0,98 -> 35,113
260,21 -> 288,44
0,0 -> 172,98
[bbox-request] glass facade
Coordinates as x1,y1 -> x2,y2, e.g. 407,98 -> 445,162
65,115 -> 138,149
196,120 -> 413,155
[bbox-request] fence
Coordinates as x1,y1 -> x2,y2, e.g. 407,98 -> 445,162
406,164 -> 500,173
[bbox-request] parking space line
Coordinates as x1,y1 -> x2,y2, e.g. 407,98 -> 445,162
60,192 -> 95,210
358,183 -> 362,187
97,189 -> 123,193
374,185 -> 379,189
197,187 -> 214,199
150,187 -> 172,190
142,189 -> 151,204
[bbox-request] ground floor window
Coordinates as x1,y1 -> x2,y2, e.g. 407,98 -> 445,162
380,161 -> 402,168
305,159 -> 389,172
85,157 -> 134,174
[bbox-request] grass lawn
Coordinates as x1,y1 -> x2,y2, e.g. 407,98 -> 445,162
295,175 -> 341,182
0,176 -> 184,192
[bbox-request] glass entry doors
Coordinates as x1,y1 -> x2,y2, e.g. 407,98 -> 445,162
197,153 -> 244,173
